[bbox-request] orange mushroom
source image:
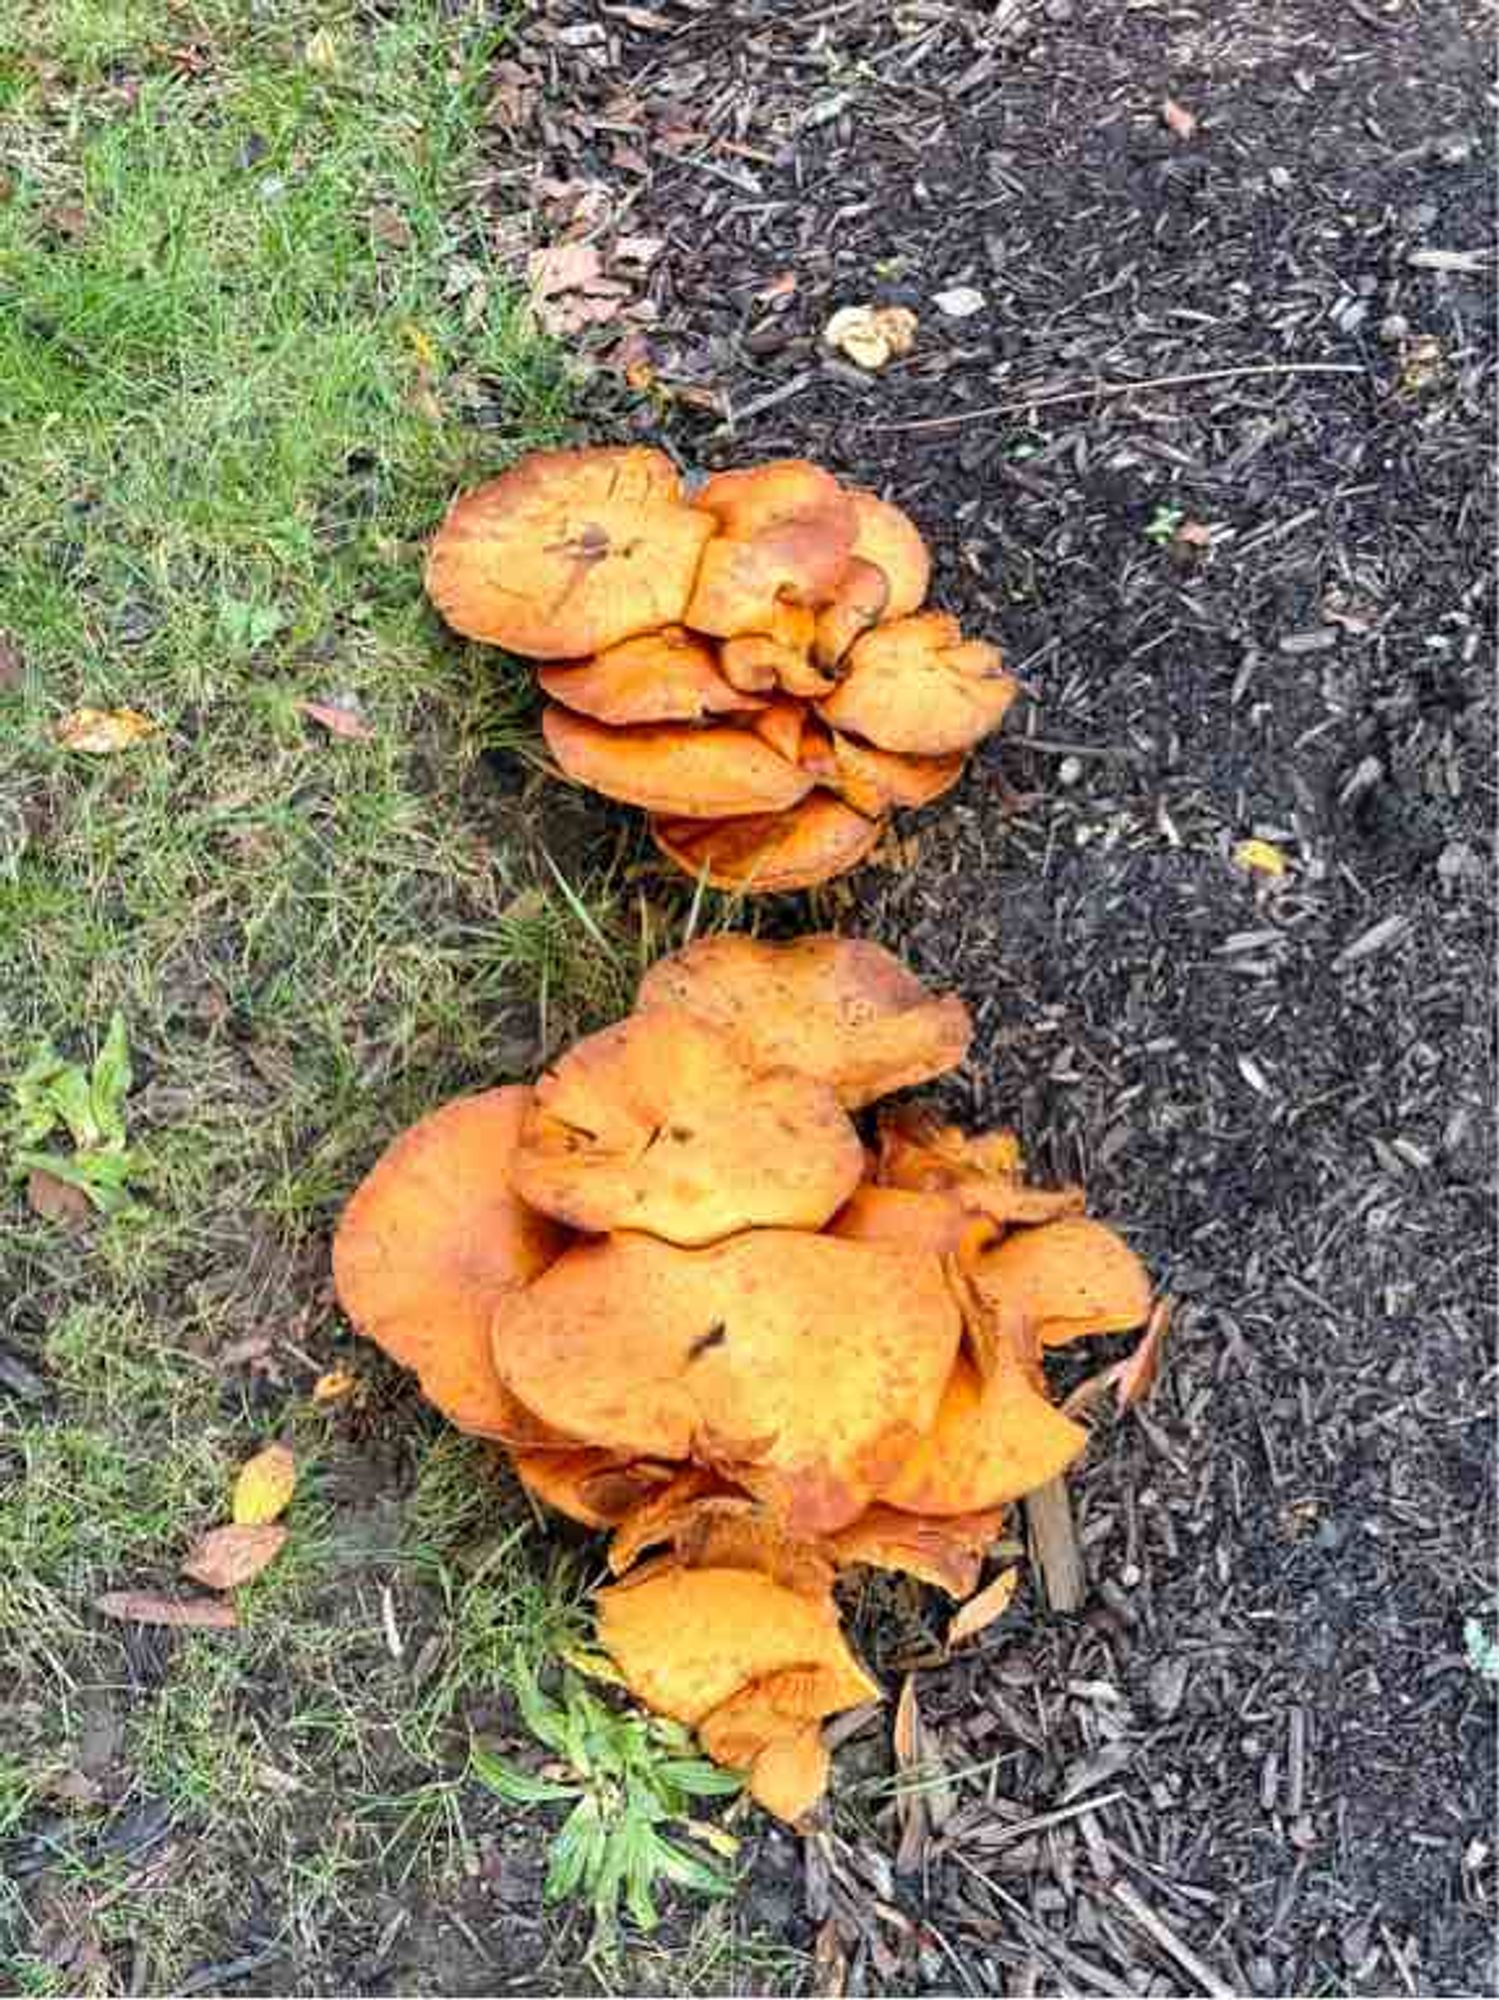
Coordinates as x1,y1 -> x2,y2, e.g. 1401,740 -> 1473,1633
596,1563 -> 880,1728
332,1087 -> 574,1445
512,1448 -> 677,1529
826,1182 -> 977,1257
652,795 -> 885,894
492,1229 -> 961,1533
722,634 -> 837,700
542,705 -> 812,819
511,1007 -> 863,1244
876,1107 -> 1086,1228
877,1349 -> 1087,1516
812,492 -> 930,670
635,934 -> 972,1111
746,695 -> 807,765
823,1503 -> 1007,1597
972,1217 -> 1153,1346
820,730 -> 966,819
684,461 -> 857,637
425,446 -> 713,658
537,627 -> 762,726
817,611 -> 1018,756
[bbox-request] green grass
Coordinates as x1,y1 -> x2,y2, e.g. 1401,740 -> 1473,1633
0,1 -> 710,1988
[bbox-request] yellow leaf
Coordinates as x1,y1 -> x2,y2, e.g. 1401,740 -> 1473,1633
54,707 -> 160,754
232,1443 -> 296,1525
1235,838 -> 1286,877
684,1820 -> 741,1859
947,1565 -> 1020,1650
311,1367 -> 357,1405
400,321 -> 439,370
305,27 -> 340,73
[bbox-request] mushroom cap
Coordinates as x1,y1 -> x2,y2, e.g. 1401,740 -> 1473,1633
652,794 -> 884,893
973,1217 -> 1152,1345
746,695 -> 808,765
608,1467 -> 733,1576
817,611 -> 1018,756
332,1087 -> 573,1445
512,1447 -> 676,1529
818,729 -> 966,819
612,1492 -> 836,1596
684,462 -> 857,637
823,1503 -> 1007,1597
595,1561 -> 878,1726
747,1724 -> 830,1824
493,1229 -> 961,1533
425,446 -> 713,658
826,1183 -> 974,1256
511,1006 -> 863,1244
537,628 -> 762,726
877,1351 -> 1087,1515
876,1109 -> 1086,1227
542,704 -> 813,818
846,490 -> 930,619
722,635 -> 837,700
636,934 -> 972,1111
812,557 -> 890,673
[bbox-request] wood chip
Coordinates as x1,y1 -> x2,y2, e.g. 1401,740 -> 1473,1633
1332,911 -> 1410,969
947,1565 -> 1021,1649
1026,1477 -> 1085,1611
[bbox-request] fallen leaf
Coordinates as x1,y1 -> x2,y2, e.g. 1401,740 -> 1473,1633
181,1523 -> 287,1590
1235,838 -> 1286,876
369,205 -> 414,249
26,1166 -> 93,1227
45,203 -> 89,240
1162,97 -> 1198,141
0,634 -> 22,690
813,1919 -> 848,1999
529,240 -> 603,299
1064,1298 -> 1172,1419
312,1366 -> 358,1404
400,321 -> 439,369
892,1674 -> 929,1872
232,1442 -> 296,1525
42,1768 -> 104,1808
95,1590 -> 238,1630
947,1565 -> 1021,1649
297,698 -> 373,740
53,707 -> 160,754
822,303 -> 918,372
932,286 -> 986,319
305,27 -> 340,73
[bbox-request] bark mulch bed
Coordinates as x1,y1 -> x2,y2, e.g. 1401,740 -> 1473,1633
483,1 -> 1497,1993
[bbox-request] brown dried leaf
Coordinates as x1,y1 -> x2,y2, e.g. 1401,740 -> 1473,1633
46,203 -> 89,240
95,1590 -> 238,1630
181,1523 -> 287,1590
892,1674 -> 930,1872
1063,1297 -> 1172,1419
54,706 -> 160,754
947,1565 -> 1021,1650
369,205 -> 414,249
312,1366 -> 358,1405
232,1442 -> 296,1525
26,1167 -> 92,1228
1162,97 -> 1198,141
528,240 -> 603,299
297,698 -> 373,740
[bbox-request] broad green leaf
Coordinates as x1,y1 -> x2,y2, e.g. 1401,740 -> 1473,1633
513,1668 -> 570,1756
89,1011 -> 132,1146
470,1745 -> 579,1807
652,1758 -> 744,1799
646,1826 -> 734,1899
545,1797 -> 603,1905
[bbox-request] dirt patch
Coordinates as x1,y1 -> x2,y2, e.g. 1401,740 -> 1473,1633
491,1 -> 1497,1990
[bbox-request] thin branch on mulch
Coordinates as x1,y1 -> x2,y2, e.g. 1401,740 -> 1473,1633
869,361 -> 1369,434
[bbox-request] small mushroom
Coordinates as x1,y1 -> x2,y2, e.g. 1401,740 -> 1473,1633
877,1107 -> 1086,1227
877,1350 -> 1087,1516
425,446 -> 713,657
651,793 -> 885,893
537,627 -> 763,725
512,1006 -> 863,1245
817,610 -> 1017,756
817,727 -> 966,819
972,1217 -> 1153,1345
332,1088 -> 574,1445
635,933 -> 972,1110
542,705 -> 813,818
492,1229 -> 960,1532
684,461 -> 857,637
511,1448 -> 677,1529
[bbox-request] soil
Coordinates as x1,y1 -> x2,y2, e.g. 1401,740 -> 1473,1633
478,0 -> 1498,1992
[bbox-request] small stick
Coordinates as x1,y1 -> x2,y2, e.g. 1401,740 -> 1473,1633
1012,735 -> 1142,762
869,360 -> 1368,434
1026,1475 -> 1085,1612
1105,1875 -> 1238,2000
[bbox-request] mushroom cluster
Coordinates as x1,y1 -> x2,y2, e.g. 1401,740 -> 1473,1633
333,936 -> 1154,1823
425,447 -> 1018,891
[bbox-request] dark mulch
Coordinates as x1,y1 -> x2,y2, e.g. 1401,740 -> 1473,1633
485,1 -> 1498,1993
